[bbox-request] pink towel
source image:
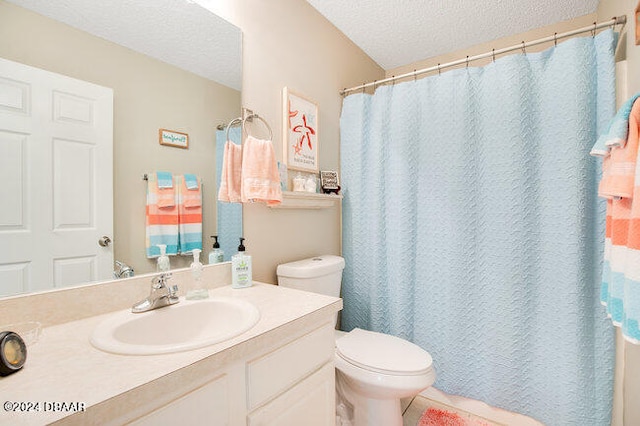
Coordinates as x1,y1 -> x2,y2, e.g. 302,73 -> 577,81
217,141 -> 243,203
599,99 -> 640,199
240,136 -> 282,206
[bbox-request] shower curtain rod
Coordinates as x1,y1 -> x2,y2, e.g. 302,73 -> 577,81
340,15 -> 626,96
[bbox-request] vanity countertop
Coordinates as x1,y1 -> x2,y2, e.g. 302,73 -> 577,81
0,283 -> 342,426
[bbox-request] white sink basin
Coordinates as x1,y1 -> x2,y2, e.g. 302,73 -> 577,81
90,297 -> 260,355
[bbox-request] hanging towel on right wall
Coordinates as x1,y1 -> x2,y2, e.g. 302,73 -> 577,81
593,94 -> 640,343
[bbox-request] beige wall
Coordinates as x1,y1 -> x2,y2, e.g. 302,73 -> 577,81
597,2 -> 640,425
0,1 -> 241,275
208,0 -> 384,283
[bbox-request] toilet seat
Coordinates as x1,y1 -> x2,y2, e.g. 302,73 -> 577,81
336,328 -> 433,376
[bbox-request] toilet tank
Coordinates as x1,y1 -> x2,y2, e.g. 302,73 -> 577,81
276,255 -> 345,297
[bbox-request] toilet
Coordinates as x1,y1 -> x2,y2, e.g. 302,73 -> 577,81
277,255 -> 436,426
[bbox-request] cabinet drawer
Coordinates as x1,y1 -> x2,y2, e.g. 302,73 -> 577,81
247,323 -> 334,410
247,362 -> 335,426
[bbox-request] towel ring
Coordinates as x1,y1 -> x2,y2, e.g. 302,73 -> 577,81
225,117 -> 243,141
242,114 -> 273,141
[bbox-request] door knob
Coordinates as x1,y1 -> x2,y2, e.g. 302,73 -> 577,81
98,236 -> 112,247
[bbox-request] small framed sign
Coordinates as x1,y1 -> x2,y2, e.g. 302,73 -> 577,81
159,129 -> 189,149
320,170 -> 340,194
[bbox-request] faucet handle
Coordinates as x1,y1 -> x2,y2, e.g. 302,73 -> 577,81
169,285 -> 179,296
152,272 -> 172,287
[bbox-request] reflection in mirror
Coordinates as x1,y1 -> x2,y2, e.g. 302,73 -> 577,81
0,0 -> 242,298
216,126 -> 243,261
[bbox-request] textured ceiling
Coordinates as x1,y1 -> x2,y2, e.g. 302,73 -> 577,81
305,0 -> 600,70
6,0 -> 242,90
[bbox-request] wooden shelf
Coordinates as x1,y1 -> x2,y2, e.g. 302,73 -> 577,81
269,191 -> 343,209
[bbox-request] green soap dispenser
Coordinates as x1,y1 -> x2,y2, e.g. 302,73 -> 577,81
208,236 -> 224,264
231,238 -> 252,289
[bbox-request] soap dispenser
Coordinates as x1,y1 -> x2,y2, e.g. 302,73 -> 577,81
156,244 -> 170,272
186,248 -> 208,300
231,238 -> 252,289
208,236 -> 224,264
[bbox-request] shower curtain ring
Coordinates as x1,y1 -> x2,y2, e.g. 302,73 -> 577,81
521,41 -> 526,55
437,63 -> 441,76
362,83 -> 365,94
592,22 -> 597,37
414,69 -> 417,81
466,56 -> 469,68
392,76 -> 395,86
492,49 -> 496,62
554,32 -> 558,46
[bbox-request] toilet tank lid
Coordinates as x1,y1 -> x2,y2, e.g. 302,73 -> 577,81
276,255 -> 345,279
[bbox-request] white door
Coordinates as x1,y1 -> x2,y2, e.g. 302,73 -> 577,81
0,57 -> 113,296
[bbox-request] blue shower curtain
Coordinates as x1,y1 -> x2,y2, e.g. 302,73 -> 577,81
340,30 -> 616,425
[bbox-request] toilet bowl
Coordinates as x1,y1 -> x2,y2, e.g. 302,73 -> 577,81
334,328 -> 435,426
277,256 -> 436,426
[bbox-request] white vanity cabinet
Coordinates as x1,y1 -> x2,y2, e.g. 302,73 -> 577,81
0,283 -> 342,426
126,321 -> 336,426
129,374 -> 231,425
246,324 -> 335,426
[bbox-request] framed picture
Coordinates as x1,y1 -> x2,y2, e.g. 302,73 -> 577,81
283,87 -> 318,172
159,129 -> 189,149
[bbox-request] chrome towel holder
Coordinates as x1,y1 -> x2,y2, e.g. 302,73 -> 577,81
242,113 -> 273,141
218,112 -> 274,142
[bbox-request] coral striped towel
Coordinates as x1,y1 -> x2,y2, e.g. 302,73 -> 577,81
596,95 -> 640,343
591,93 -> 640,156
146,173 -> 179,257
241,136 -> 282,206
598,99 -> 640,199
184,173 -> 199,190
181,174 -> 201,208
178,175 -> 202,255
218,140 -> 243,203
155,171 -> 175,208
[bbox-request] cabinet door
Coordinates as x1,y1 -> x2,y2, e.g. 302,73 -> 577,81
129,374 -> 229,426
246,323 -> 334,410
247,363 -> 335,426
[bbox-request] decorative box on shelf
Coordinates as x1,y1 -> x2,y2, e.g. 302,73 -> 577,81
269,191 -> 343,209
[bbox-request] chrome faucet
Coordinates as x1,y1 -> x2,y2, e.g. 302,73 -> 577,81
114,261 -> 134,279
131,273 -> 179,313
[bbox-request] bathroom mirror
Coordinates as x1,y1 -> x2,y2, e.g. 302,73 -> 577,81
0,0 -> 243,297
